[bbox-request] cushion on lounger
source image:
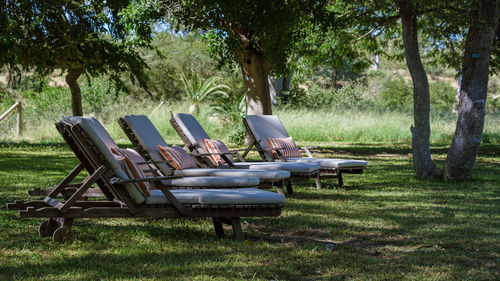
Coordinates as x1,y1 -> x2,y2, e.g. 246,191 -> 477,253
173,168 -> 290,180
204,139 -> 234,165
66,116 -> 146,204
226,162 -> 320,174
266,137 -> 301,159
285,157 -> 368,169
157,145 -> 197,170
161,176 -> 260,187
121,115 -> 173,175
112,148 -> 152,196
145,188 -> 285,205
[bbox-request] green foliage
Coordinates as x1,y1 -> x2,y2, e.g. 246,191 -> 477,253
378,77 -> 412,109
0,0 -> 149,92
163,0 -> 330,74
278,81 -> 369,110
178,71 -> 230,114
210,91 -> 246,144
429,80 -> 456,112
129,32 -> 241,101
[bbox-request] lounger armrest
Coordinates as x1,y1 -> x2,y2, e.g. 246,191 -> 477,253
111,175 -> 182,185
300,146 -> 321,158
228,150 -> 246,162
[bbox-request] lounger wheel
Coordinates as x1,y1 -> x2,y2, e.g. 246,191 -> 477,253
52,226 -> 75,243
38,219 -> 60,237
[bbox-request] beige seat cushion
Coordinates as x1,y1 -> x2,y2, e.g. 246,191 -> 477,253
225,162 -> 320,174
161,176 -> 260,187
174,168 -> 290,180
145,188 -> 285,205
285,158 -> 367,169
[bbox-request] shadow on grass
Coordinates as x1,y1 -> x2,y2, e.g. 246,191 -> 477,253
1,143 -> 499,280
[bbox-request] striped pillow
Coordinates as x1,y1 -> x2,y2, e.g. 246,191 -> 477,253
111,148 -> 151,196
157,145 -> 197,170
266,137 -> 301,159
204,139 -> 234,165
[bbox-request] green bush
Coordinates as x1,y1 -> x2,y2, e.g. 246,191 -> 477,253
277,82 -> 368,110
378,76 -> 412,109
429,80 -> 456,112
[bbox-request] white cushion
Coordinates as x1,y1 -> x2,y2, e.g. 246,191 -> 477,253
285,158 -> 368,169
174,168 -> 290,180
226,162 -> 320,174
64,116 -> 146,204
172,113 -> 211,153
161,176 -> 260,187
145,188 -> 285,205
122,115 -> 173,175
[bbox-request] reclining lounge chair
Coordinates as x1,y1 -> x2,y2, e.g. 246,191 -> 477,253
170,113 -> 321,193
243,115 -> 367,187
118,114 -> 291,194
6,117 -> 285,242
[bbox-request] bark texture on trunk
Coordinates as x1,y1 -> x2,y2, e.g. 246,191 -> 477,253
443,0 -> 499,180
398,0 -> 438,179
65,68 -> 85,116
236,46 -> 272,115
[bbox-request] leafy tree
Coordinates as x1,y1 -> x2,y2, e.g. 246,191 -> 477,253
155,0 -> 329,115
335,0 -> 499,180
0,0 -> 148,115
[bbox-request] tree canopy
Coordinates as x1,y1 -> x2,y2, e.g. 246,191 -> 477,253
0,0 -> 149,115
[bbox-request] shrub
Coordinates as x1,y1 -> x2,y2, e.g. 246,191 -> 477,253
429,80 -> 456,112
378,76 -> 412,109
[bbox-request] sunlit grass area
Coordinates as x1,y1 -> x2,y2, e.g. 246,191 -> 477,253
2,100 -> 500,146
1,143 -> 499,280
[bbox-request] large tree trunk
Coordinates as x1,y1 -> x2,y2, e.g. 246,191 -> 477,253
443,0 -> 499,180
65,68 -> 85,116
398,0 -> 439,179
236,47 -> 272,115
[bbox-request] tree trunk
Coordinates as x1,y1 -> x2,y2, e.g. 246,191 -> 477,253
236,47 -> 272,115
443,0 -> 499,180
65,68 -> 85,116
398,0 -> 439,179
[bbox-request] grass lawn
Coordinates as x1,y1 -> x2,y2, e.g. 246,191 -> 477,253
1,142 -> 499,280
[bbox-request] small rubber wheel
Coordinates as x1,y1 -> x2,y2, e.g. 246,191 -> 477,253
52,226 -> 76,243
38,219 -> 60,237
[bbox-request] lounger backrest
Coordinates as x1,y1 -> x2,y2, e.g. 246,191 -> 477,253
244,115 -> 289,160
172,113 -> 211,153
62,116 -> 146,204
122,115 -> 173,175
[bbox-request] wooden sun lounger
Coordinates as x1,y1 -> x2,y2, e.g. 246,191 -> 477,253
6,118 -> 283,242
117,116 -> 288,193
169,113 -> 322,194
242,116 -> 367,187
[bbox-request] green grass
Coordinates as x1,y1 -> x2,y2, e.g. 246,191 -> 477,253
1,142 -> 499,280
2,100 -> 500,145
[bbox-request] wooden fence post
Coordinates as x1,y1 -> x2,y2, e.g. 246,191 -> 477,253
0,102 -> 22,137
17,103 -> 22,136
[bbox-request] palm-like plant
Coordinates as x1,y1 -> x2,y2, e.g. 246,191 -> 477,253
179,71 -> 230,114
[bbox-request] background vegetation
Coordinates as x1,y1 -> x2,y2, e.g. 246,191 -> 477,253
1,32 -> 499,145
